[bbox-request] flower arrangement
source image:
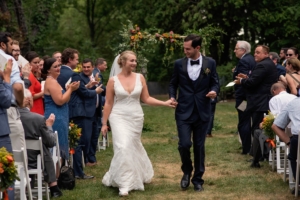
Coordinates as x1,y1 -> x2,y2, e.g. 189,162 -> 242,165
262,111 -> 276,148
69,121 -> 82,154
0,147 -> 19,199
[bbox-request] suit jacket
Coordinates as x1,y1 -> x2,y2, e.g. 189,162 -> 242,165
57,65 -> 97,118
79,72 -> 100,118
241,57 -> 278,112
18,108 -> 55,170
169,56 -> 220,121
233,54 -> 256,107
0,79 -> 12,136
276,63 -> 286,79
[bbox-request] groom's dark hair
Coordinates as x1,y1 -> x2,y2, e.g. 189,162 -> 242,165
184,34 -> 202,48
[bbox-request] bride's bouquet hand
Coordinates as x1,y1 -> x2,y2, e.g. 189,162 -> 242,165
101,124 -> 108,137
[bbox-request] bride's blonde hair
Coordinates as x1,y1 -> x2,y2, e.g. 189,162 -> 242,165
117,50 -> 136,68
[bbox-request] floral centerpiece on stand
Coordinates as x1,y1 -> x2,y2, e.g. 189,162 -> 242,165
0,147 -> 19,200
69,121 -> 82,155
261,111 -> 276,148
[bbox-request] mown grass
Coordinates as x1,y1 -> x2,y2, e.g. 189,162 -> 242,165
57,100 -> 294,200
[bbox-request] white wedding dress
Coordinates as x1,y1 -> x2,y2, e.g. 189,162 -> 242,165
102,73 -> 154,195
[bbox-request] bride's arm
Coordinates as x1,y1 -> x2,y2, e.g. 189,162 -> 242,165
140,75 -> 175,107
101,77 -> 115,136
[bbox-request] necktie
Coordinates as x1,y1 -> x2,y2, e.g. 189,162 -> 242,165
190,60 -> 199,66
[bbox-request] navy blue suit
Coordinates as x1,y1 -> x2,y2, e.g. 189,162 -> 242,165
57,65 -> 97,176
233,53 -> 256,154
79,72 -> 101,163
276,63 -> 286,79
169,56 -> 219,186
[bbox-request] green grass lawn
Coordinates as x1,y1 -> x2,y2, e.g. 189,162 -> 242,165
58,101 -> 292,200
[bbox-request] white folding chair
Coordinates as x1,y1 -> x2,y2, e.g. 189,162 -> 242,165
295,133 -> 300,197
98,132 -> 109,151
276,135 -> 288,174
13,148 -> 33,200
26,138 -> 50,200
52,131 -> 61,174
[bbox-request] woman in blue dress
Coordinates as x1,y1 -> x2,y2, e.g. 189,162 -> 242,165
42,58 -> 79,160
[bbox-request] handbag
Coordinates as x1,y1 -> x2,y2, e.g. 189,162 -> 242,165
57,164 -> 76,190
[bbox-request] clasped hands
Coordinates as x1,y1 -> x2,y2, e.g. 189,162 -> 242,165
234,73 -> 248,84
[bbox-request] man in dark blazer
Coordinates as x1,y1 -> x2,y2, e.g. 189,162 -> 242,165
235,45 -> 278,139
80,58 -> 103,166
233,41 -> 256,154
93,58 -> 107,127
57,48 -> 103,179
269,52 -> 286,79
169,34 -> 219,192
19,89 -> 62,197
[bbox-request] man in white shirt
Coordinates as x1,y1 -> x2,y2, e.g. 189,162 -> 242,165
250,82 -> 296,167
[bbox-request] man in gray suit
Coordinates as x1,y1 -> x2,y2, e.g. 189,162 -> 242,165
18,89 -> 63,198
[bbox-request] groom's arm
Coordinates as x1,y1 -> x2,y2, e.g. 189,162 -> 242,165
169,61 -> 180,99
209,59 -> 220,94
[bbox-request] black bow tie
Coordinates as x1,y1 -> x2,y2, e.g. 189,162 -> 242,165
190,60 -> 199,66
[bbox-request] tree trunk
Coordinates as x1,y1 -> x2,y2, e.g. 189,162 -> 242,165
13,0 -> 30,51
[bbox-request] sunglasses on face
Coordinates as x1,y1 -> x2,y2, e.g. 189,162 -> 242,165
286,54 -> 294,57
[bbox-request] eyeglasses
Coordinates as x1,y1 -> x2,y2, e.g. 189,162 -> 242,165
286,54 -> 294,57
12,49 -> 20,53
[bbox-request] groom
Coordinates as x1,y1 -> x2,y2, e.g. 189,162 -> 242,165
169,34 -> 219,192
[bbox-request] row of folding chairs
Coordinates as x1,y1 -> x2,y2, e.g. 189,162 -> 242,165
13,131 -> 61,200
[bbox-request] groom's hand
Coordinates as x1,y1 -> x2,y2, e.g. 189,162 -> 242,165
206,91 -> 217,99
170,97 -> 178,108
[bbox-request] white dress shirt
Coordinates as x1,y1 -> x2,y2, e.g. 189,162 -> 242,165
269,91 -> 297,115
187,55 -> 203,81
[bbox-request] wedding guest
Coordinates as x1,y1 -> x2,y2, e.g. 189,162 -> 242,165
57,48 -> 100,179
19,89 -> 63,198
269,52 -> 286,79
279,47 -> 288,66
80,59 -> 102,166
232,40 -> 256,154
279,58 -> 300,96
52,51 -> 62,65
43,58 -> 79,162
250,82 -> 296,168
25,51 -> 44,115
169,34 -> 219,192
102,50 -> 174,196
0,32 -> 25,200
285,47 -> 299,60
272,97 -> 300,194
235,45 -> 277,141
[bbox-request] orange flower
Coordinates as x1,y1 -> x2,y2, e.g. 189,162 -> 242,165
0,163 -> 3,167
266,139 -> 276,148
0,167 -> 4,174
6,155 -> 13,163
263,117 -> 267,122
70,123 -> 74,127
130,36 -> 135,40
69,148 -> 75,154
77,133 -> 81,137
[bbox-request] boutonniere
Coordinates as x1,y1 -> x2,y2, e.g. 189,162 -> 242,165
204,68 -> 211,75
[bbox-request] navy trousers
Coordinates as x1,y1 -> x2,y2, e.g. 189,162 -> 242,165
237,109 -> 252,154
87,113 -> 100,163
176,110 -> 209,186
71,117 -> 93,176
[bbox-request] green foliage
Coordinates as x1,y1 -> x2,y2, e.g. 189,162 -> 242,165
217,62 -> 235,99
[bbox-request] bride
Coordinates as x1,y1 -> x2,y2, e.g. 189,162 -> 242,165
101,50 -> 176,196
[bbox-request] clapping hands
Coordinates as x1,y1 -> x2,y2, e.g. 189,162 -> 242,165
46,113 -> 55,127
